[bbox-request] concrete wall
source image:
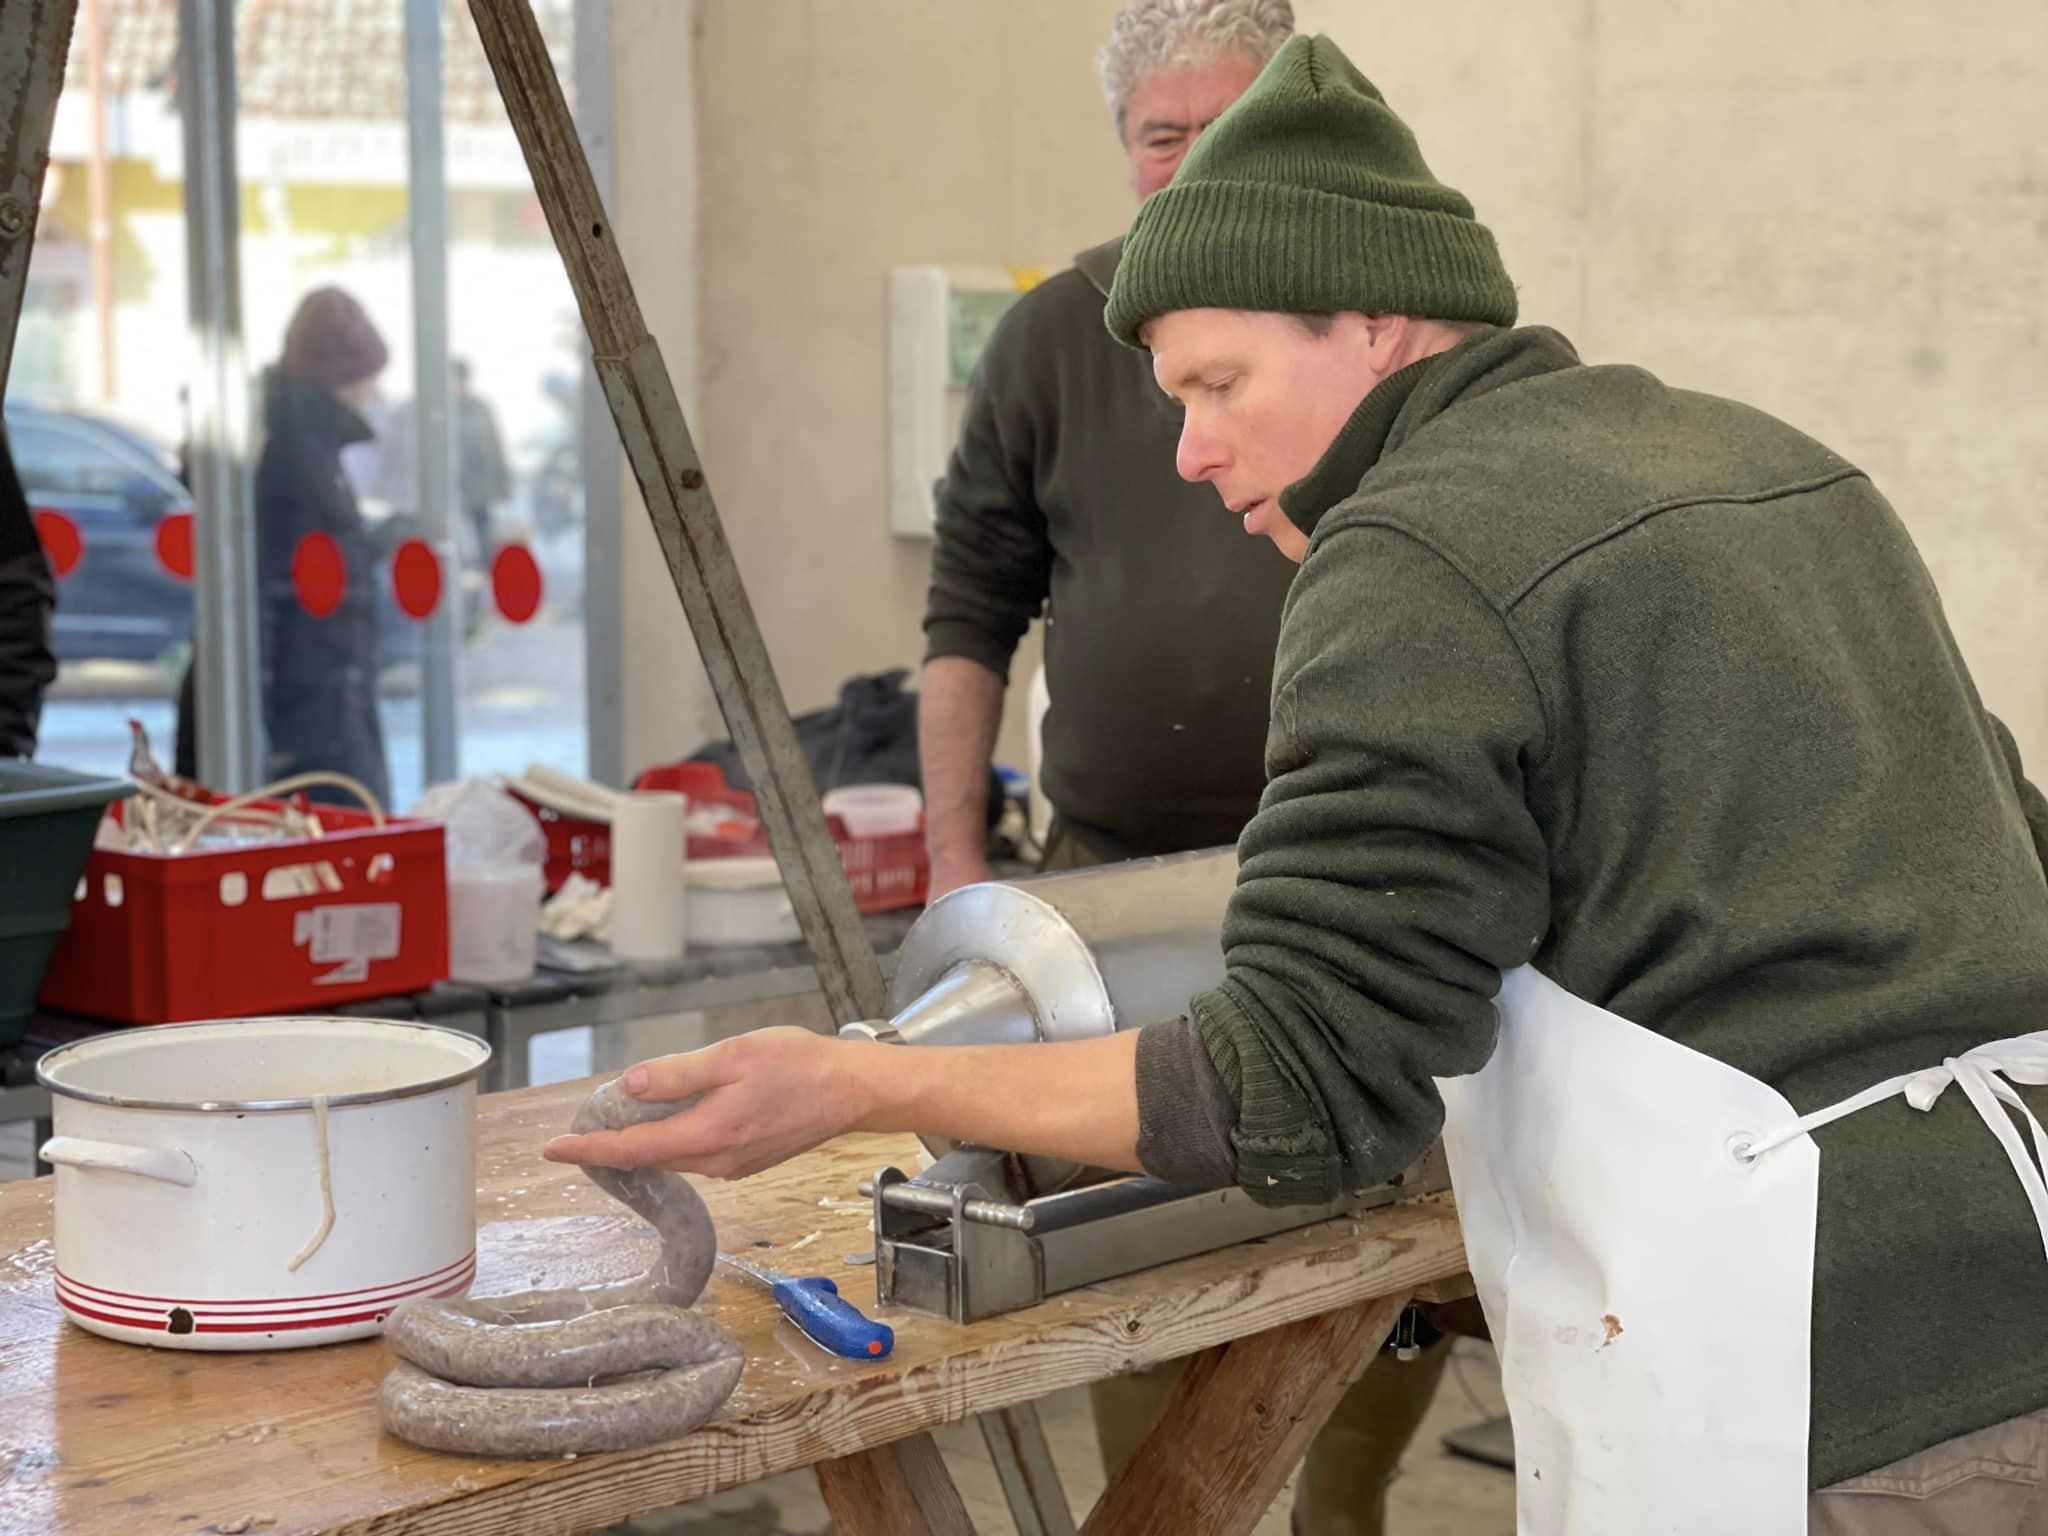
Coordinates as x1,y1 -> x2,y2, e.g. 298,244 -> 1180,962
613,0 -> 2048,776
1297,0 -> 2048,764
611,0 -> 710,775
613,0 -> 1132,773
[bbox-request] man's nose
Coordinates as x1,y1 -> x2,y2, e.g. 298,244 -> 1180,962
1176,418 -> 1226,485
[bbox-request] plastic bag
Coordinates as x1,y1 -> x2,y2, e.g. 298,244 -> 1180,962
414,779 -> 547,869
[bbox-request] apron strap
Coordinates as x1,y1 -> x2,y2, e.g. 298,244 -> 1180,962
1738,1033 -> 2048,1261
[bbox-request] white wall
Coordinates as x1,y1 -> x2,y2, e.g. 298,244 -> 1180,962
1298,0 -> 2048,764
611,0 -> 715,774
613,0 -> 1134,774
613,0 -> 2048,775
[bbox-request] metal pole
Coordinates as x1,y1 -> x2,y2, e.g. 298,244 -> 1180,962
178,0 -> 262,791
0,0 -> 79,393
405,0 -> 462,787
572,0 -> 624,787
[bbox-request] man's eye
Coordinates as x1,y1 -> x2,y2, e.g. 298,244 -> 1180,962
1206,378 -> 1236,399
1147,137 -> 1182,154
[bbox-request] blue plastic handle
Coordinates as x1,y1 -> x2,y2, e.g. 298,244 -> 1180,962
768,1275 -> 895,1360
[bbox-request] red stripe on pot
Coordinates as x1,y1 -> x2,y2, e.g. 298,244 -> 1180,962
58,1279 -> 473,1335
55,1258 -> 475,1323
54,1249 -> 476,1308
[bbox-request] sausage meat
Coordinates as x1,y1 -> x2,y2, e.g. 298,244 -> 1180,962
377,1081 -> 743,1456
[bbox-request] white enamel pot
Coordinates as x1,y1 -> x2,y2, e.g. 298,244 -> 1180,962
36,1018 -> 491,1351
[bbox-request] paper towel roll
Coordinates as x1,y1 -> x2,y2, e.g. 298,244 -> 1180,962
609,791 -> 687,962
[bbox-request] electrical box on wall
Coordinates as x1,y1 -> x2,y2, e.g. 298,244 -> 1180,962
885,265 -> 1044,540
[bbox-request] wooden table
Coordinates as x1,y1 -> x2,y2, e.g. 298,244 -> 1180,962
0,1075 -> 1469,1536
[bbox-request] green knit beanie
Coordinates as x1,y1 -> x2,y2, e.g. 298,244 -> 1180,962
1104,34 -> 1517,347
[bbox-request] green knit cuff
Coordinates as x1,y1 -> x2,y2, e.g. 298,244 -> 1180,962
1106,179 -> 1518,348
1190,983 -> 1343,1208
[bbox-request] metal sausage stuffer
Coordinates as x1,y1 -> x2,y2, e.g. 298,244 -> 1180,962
842,849 -> 1447,1322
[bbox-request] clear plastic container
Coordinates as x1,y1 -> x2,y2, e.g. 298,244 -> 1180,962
446,862 -> 543,985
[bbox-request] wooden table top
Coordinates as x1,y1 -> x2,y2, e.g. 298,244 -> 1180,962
0,1074 -> 1466,1536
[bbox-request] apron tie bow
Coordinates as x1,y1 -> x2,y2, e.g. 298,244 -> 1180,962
1742,1033 -> 2048,1261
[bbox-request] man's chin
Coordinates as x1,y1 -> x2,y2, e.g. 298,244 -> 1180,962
1241,499 -> 1309,563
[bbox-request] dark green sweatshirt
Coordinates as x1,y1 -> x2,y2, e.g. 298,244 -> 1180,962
1135,326 -> 2048,1486
922,239 -> 1296,859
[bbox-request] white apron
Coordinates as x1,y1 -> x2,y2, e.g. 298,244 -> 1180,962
1437,965 -> 2048,1536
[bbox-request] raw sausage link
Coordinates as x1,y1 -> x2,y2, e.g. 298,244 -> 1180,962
377,1081 -> 743,1456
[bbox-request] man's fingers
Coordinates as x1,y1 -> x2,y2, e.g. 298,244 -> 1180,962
542,1106 -> 733,1171
542,1129 -> 625,1166
621,1045 -> 734,1104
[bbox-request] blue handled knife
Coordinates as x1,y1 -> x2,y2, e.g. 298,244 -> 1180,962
717,1251 -> 895,1361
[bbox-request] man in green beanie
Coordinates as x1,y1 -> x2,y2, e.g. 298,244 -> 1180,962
548,31 -> 2048,1534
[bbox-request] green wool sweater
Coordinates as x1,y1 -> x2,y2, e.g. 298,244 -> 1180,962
1142,325 -> 2048,1486
924,240 -> 1294,859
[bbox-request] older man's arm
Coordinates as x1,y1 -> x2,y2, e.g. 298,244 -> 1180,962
921,305 -> 1055,898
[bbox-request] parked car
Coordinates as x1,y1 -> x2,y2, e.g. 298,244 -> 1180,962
3,398 -> 480,672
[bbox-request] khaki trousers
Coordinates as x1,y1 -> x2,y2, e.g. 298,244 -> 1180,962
1811,1409 -> 2048,1534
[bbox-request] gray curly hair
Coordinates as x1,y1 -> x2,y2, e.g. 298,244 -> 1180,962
1096,0 -> 1295,136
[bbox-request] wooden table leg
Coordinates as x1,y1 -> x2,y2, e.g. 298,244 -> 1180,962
815,1431 -> 979,1536
1078,1291 -> 1414,1536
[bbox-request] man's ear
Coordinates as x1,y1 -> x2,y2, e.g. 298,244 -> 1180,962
1357,313 -> 1414,376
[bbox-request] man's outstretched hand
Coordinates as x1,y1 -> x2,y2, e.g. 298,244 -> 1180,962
543,1028 -> 877,1180
542,1025 -> 1148,1182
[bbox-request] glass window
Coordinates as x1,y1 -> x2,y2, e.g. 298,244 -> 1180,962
17,0 -> 593,803
444,3 -> 591,789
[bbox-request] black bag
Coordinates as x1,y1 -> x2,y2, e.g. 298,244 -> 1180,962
687,668 -> 1003,830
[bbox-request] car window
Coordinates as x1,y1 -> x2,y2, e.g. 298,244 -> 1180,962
5,415 -> 172,499
5,421 -> 74,494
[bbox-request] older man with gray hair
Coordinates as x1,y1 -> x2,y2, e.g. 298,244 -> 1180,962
915,3 -> 1447,1530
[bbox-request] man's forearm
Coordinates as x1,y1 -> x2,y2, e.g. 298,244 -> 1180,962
920,656 -> 1006,871
849,1029 -> 1143,1174
542,1023 -> 1147,1182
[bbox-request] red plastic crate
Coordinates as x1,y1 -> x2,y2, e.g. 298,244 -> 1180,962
513,764 -> 929,913
513,791 -> 613,894
39,801 -> 450,1024
836,823 -> 929,912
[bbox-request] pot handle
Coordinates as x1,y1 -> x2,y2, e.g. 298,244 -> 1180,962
38,1137 -> 198,1187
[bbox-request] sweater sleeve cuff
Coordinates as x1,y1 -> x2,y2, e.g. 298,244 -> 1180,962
1190,982 -> 1342,1206
1134,1016 -> 1239,1190
921,619 -> 1018,680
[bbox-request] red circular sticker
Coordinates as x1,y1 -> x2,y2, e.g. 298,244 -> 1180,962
491,543 -> 543,625
391,537 -> 442,620
291,532 -> 347,619
33,510 -> 82,579
155,509 -> 196,581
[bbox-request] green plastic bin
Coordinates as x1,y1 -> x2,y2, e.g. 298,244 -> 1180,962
0,762 -> 135,1045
